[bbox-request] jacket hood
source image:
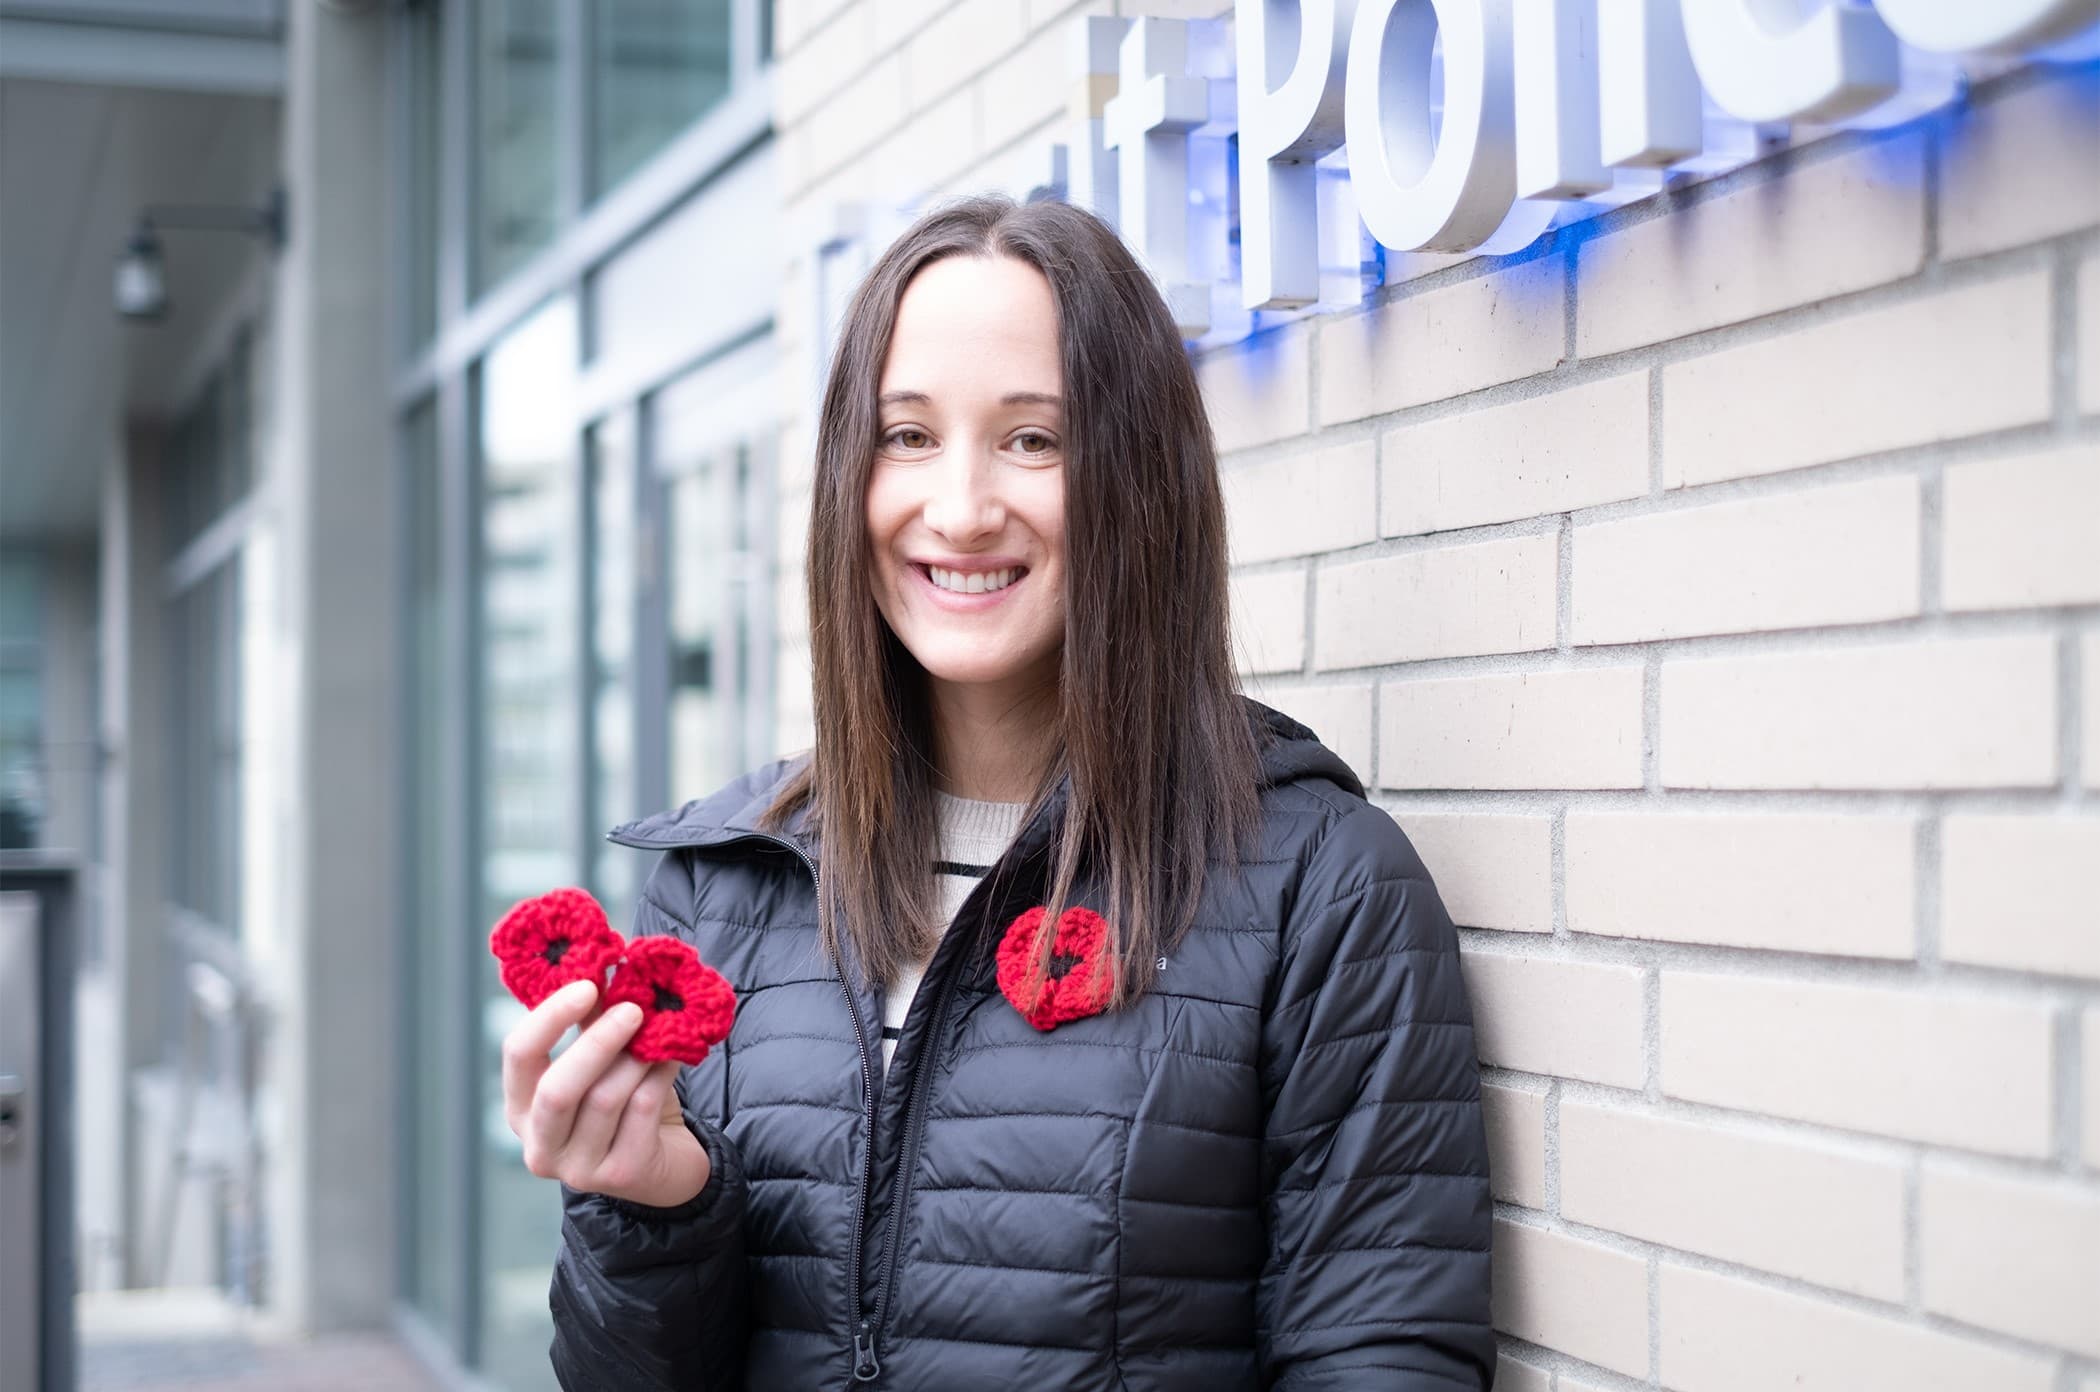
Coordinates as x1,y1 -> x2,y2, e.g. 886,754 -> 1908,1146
605,694 -> 1364,853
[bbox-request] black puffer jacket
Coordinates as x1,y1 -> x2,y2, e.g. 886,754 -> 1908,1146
548,697 -> 1493,1390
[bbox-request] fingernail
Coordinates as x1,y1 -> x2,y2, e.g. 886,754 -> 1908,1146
615,1002 -> 643,1028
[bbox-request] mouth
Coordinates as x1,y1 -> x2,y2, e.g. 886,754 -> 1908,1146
910,561 -> 1030,607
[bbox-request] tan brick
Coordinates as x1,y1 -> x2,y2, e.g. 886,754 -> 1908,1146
1573,475 -> 1919,645
975,11 -> 1087,153
1660,1264 -> 2056,1392
1463,950 -> 1645,1088
1223,439 -> 1378,566
1481,1079 -> 1548,1208
1661,972 -> 2055,1156
1398,813 -> 1553,934
873,0 -> 946,40
902,0 -> 1028,109
2081,255 -> 2100,415
1662,272 -> 2053,487
1660,634 -> 2058,790
1229,568 -> 1305,676
1199,324 -> 1312,453
1577,132 -> 1926,357
775,0 -> 858,56
2088,632 -> 2100,791
1921,1164 -> 2100,1358
1566,812 -> 1915,958
1560,1101 -> 1906,1299
1491,1355 -> 1551,1392
801,54 -> 909,176
1243,680 -> 1372,786
872,84 -> 979,202
1940,69 -> 2100,261
776,2 -> 876,124
1492,1219 -> 1649,1377
1380,372 -> 1649,536
1381,667 -> 1645,791
1318,255 -> 1567,425
1942,814 -> 2100,980
1943,442 -> 2100,611
1315,535 -> 1557,668
2084,1006 -> 2100,1167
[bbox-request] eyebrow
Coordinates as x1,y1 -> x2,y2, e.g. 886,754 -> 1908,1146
878,390 -> 1063,409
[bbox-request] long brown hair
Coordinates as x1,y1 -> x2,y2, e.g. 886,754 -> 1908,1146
759,192 -> 1260,1008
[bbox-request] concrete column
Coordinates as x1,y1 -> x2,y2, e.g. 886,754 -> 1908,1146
266,0 -> 397,1332
96,424 -> 166,1288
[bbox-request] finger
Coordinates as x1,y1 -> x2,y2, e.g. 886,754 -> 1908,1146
557,1050 -> 653,1178
502,979 -> 600,1133
526,1001 -> 646,1166
594,1061 -> 684,1192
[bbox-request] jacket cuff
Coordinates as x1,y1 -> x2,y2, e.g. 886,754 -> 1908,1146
557,1108 -> 745,1270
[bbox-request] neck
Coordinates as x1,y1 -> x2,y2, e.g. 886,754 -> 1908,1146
926,668 -> 1058,803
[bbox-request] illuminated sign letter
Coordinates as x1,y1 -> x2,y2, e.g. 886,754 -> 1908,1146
1874,0 -> 2100,55
1680,0 -> 1900,123
1104,17 -> 1214,333
1237,0 -> 1355,310
1597,0 -> 1703,167
1346,0 -> 1524,252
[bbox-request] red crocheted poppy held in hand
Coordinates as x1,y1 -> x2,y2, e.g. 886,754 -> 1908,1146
603,934 -> 737,1066
488,887 -> 626,1008
996,905 -> 1116,1031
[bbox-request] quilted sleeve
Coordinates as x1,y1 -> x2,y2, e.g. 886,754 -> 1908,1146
546,1081 -> 750,1391
1256,801 -> 1495,1391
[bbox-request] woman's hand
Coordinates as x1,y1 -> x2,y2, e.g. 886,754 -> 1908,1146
502,978 -> 712,1209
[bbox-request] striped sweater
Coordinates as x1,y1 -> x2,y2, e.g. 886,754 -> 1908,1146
880,789 -> 1030,1073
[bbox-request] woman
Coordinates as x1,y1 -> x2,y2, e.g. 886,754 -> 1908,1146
502,193 -> 1494,1390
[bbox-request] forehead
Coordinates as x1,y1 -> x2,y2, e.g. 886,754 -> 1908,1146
878,253 -> 1062,401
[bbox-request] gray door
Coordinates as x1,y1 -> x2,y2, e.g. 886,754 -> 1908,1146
0,889 -> 39,1392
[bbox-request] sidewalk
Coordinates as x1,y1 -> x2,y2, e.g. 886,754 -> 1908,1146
78,1289 -> 444,1392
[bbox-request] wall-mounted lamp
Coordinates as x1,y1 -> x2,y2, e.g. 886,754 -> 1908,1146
114,187 -> 288,321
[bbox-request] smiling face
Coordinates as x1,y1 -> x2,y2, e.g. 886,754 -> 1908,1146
865,253 -> 1067,705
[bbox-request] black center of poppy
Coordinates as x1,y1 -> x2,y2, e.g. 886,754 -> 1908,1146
1048,951 -> 1083,978
652,985 -> 685,1013
544,938 -> 570,964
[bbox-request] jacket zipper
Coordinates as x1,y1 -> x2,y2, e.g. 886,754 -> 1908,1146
611,824 -> 883,1383
609,819 -> 1047,1385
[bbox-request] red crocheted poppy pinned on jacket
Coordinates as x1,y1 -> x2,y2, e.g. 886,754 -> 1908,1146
603,934 -> 737,1065
488,887 -> 626,1008
996,905 -> 1117,1031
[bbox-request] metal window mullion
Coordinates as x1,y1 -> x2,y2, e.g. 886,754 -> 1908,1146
560,0 -> 590,223
439,0 -> 473,328
449,365 -> 483,1370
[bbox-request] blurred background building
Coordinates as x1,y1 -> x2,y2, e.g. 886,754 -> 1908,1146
2,1 -> 2097,1390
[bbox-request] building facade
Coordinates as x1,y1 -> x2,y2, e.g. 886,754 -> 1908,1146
1,0 -> 2095,1390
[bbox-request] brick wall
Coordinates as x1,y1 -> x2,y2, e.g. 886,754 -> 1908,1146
770,3 -> 2100,1385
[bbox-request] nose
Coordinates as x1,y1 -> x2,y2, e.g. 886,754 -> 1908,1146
920,442 -> 1004,543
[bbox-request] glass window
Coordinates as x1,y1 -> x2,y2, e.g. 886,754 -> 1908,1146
404,0 -> 445,348
590,0 -> 733,198
653,359 -> 774,805
399,397 -> 463,1339
474,0 -> 563,294
587,410 -> 638,929
476,295 -> 578,1392
0,551 -> 43,850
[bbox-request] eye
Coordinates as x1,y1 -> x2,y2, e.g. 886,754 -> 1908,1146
1012,431 -> 1058,458
883,427 -> 933,451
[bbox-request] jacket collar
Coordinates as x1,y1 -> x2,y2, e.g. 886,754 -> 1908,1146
603,693 -> 1363,857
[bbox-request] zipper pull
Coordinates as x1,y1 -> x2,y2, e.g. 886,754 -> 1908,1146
852,1319 -> 881,1382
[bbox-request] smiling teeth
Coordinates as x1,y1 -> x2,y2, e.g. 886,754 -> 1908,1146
930,566 -> 1017,594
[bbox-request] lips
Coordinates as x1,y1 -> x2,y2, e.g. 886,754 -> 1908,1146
995,904 -> 1117,1031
